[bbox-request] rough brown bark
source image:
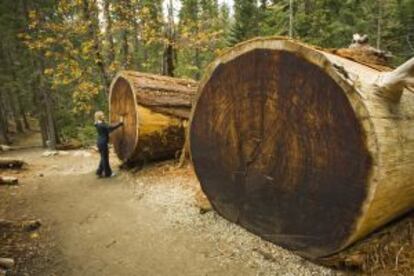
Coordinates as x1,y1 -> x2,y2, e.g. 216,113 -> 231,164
163,0 -> 176,77
0,93 -> 11,144
103,0 -> 116,65
6,90 -> 23,133
82,0 -> 110,89
189,37 -> 414,259
38,57 -> 57,150
109,71 -> 197,165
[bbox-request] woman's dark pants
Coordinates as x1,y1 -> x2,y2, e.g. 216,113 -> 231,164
96,143 -> 112,177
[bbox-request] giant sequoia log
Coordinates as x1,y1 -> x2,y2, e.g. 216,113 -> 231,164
109,71 -> 197,164
189,37 -> 414,259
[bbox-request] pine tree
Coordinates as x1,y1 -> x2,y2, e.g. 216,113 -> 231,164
227,0 -> 259,45
176,0 -> 225,79
139,0 -> 165,73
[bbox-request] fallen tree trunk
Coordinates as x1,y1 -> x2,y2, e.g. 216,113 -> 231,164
0,159 -> 25,169
109,71 -> 197,165
55,140 -> 82,151
189,37 -> 414,259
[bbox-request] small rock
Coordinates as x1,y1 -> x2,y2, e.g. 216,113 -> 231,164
30,232 -> 39,239
0,145 -> 11,152
42,151 -> 58,157
73,151 -> 92,157
23,219 -> 42,232
195,190 -> 212,214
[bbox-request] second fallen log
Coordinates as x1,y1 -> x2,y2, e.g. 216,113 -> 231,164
109,71 -> 197,165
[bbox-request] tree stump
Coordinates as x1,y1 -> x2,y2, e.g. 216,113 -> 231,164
189,37 -> 414,258
109,71 -> 197,165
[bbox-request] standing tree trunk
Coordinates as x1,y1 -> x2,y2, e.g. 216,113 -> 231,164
103,0 -> 116,65
194,48 -> 201,80
22,0 -> 47,145
122,31 -> 130,69
6,90 -> 23,133
163,0 -> 176,77
289,0 -> 294,37
18,97 -> 30,130
30,60 -> 48,147
82,0 -> 111,90
377,0 -> 383,50
43,90 -> 56,149
128,0 -> 141,70
303,0 -> 312,15
38,57 -> 57,150
0,41 -> 23,133
0,92 -> 11,144
6,42 -> 30,130
163,43 -> 175,77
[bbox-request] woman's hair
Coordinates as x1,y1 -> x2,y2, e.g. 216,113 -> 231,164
94,111 -> 105,123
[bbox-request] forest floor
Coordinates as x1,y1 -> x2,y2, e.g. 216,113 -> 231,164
1,131 -> 413,275
0,131 -> 338,276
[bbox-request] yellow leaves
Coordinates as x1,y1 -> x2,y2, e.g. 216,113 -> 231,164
28,10 -> 38,29
81,41 -> 94,56
72,81 -> 100,113
44,68 -> 54,76
44,37 -> 56,45
141,7 -> 150,16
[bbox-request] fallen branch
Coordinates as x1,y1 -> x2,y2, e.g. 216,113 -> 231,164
0,177 -> 18,185
0,219 -> 41,231
56,141 -> 83,151
0,145 -> 12,152
0,159 -> 26,169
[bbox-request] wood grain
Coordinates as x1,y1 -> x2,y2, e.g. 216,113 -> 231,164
189,37 -> 414,258
109,72 -> 197,165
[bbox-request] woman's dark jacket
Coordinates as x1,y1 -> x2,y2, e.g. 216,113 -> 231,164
95,122 -> 123,146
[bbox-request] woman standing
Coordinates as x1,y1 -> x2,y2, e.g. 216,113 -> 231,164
94,111 -> 123,178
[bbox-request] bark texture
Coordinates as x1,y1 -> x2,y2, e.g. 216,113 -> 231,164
109,71 -> 197,165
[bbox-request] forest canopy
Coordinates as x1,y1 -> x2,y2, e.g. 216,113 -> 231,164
0,0 -> 413,147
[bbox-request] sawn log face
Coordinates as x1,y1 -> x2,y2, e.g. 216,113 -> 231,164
190,47 -> 373,258
109,71 -> 197,164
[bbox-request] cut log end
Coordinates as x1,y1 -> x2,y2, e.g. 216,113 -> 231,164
190,48 -> 373,258
110,77 -> 138,162
109,72 -> 197,165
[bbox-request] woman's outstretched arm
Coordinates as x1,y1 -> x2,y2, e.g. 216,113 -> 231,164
107,121 -> 123,133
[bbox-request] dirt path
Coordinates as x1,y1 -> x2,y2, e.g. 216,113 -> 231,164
0,148 -> 340,276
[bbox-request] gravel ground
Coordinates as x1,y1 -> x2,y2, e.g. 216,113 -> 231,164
123,163 -> 343,276
1,147 -> 344,275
